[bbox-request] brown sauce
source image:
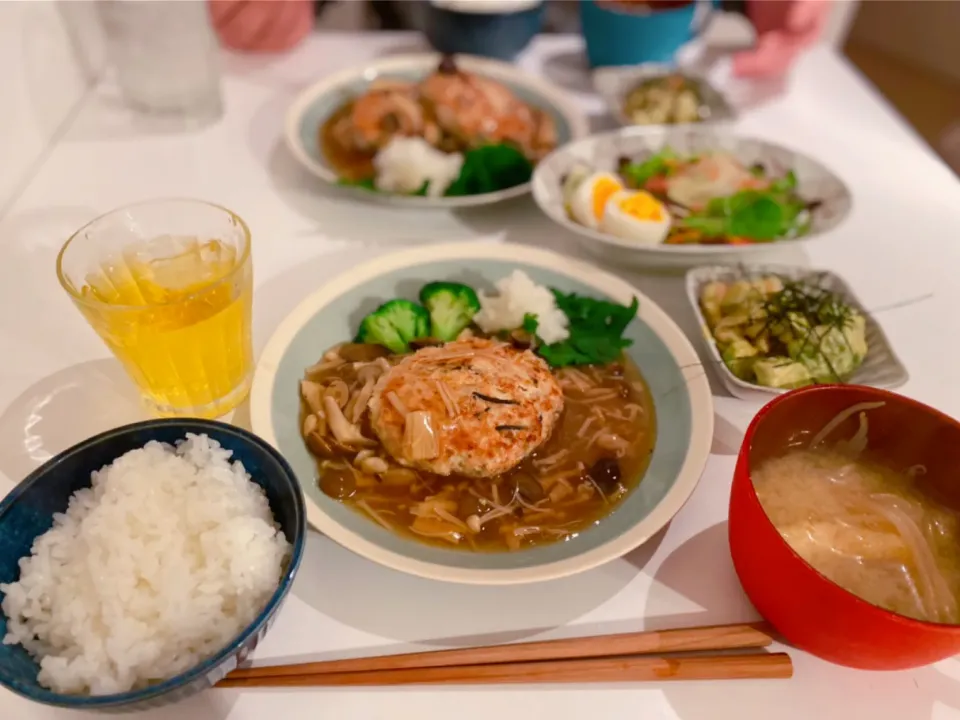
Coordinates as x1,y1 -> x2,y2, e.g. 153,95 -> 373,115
300,341 -> 657,552
320,101 -> 376,181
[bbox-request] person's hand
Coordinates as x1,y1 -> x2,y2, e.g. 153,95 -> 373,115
733,0 -> 832,78
209,0 -> 314,53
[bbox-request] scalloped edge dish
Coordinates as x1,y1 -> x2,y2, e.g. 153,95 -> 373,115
593,63 -> 736,128
685,264 -> 909,401
531,126 -> 853,267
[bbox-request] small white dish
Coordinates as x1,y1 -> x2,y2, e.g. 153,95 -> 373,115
685,264 -> 909,401
593,64 -> 735,129
531,126 -> 853,269
284,53 -> 589,209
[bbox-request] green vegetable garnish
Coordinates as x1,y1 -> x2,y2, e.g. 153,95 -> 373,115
536,291 -> 639,368
419,282 -> 481,341
445,144 -> 533,197
522,313 -> 539,335
355,299 -> 430,354
621,147 -> 676,188
768,169 -> 797,194
337,177 -> 376,191
682,188 -> 807,241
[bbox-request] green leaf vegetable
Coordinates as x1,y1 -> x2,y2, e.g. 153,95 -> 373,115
445,144 -> 533,197
337,177 -> 376,191
681,187 -> 807,241
621,147 -> 677,188
535,291 -> 639,368
419,282 -> 481,341
522,313 -> 540,335
355,299 -> 430,354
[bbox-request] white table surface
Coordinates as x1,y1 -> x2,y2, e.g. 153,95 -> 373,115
3,31 -> 960,720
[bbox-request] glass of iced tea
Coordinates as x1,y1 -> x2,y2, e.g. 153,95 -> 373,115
56,199 -> 254,419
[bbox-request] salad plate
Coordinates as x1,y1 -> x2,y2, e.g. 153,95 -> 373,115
531,127 -> 852,268
285,53 -> 589,209
250,243 -> 713,584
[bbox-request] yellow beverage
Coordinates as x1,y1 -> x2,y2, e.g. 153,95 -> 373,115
58,201 -> 254,419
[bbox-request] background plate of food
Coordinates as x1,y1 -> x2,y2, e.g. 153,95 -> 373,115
686,264 -> 908,401
531,127 -> 852,268
593,64 -> 736,128
250,243 -> 713,584
284,53 -> 589,208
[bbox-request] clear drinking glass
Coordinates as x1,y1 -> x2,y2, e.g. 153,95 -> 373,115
56,200 -> 254,419
98,0 -> 223,124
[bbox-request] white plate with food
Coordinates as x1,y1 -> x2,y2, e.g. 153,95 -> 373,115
686,264 -> 908,401
531,127 -> 853,268
250,243 -> 713,584
593,64 -> 735,128
285,53 -> 589,208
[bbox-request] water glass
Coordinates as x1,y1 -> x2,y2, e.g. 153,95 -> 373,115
98,0 -> 223,124
56,200 -> 254,419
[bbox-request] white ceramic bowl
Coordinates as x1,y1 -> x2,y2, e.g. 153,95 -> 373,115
284,53 -> 589,209
250,243 -> 713,584
531,126 -> 853,269
593,64 -> 735,128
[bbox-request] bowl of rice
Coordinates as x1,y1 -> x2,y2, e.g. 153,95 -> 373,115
0,419 -> 306,711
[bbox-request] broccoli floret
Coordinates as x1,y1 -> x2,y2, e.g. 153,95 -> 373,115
419,282 -> 481,341
355,299 -> 429,353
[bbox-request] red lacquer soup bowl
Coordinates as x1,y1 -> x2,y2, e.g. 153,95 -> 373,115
729,384 -> 960,670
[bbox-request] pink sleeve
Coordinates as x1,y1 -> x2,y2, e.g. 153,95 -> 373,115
209,0 -> 314,53
732,0 -> 832,79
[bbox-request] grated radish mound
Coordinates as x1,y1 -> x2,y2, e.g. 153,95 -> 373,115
0,434 -> 290,696
473,270 -> 570,344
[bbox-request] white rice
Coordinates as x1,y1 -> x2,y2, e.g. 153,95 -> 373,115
0,434 -> 291,696
474,270 -> 570,344
373,136 -> 464,197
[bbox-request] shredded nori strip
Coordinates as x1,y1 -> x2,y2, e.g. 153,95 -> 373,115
473,392 -> 519,405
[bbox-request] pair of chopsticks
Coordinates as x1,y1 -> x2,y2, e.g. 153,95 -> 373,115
217,621 -> 791,688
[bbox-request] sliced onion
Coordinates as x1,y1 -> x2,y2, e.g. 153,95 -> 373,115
403,411 -> 439,460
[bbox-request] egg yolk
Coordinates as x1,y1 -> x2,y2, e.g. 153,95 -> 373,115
591,178 -> 622,221
617,191 -> 665,221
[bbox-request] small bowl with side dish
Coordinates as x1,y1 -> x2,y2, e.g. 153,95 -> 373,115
0,419 -> 305,711
593,64 -> 735,128
730,384 -> 960,670
531,126 -> 852,269
284,53 -> 589,209
686,264 -> 908,401
250,242 -> 713,585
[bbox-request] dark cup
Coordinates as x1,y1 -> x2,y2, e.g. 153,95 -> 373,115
423,1 -> 546,61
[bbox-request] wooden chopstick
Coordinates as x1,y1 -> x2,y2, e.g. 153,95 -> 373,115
217,653 -> 793,688
219,621 -> 780,687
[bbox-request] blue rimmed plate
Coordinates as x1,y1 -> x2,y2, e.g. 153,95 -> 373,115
250,244 -> 713,584
284,53 -> 589,208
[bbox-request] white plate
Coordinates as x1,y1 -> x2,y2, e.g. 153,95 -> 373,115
593,64 -> 735,128
284,53 -> 589,209
531,126 -> 853,269
685,264 -> 909,401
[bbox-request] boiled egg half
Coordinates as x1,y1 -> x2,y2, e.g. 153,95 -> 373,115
600,190 -> 672,245
565,171 -> 624,229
